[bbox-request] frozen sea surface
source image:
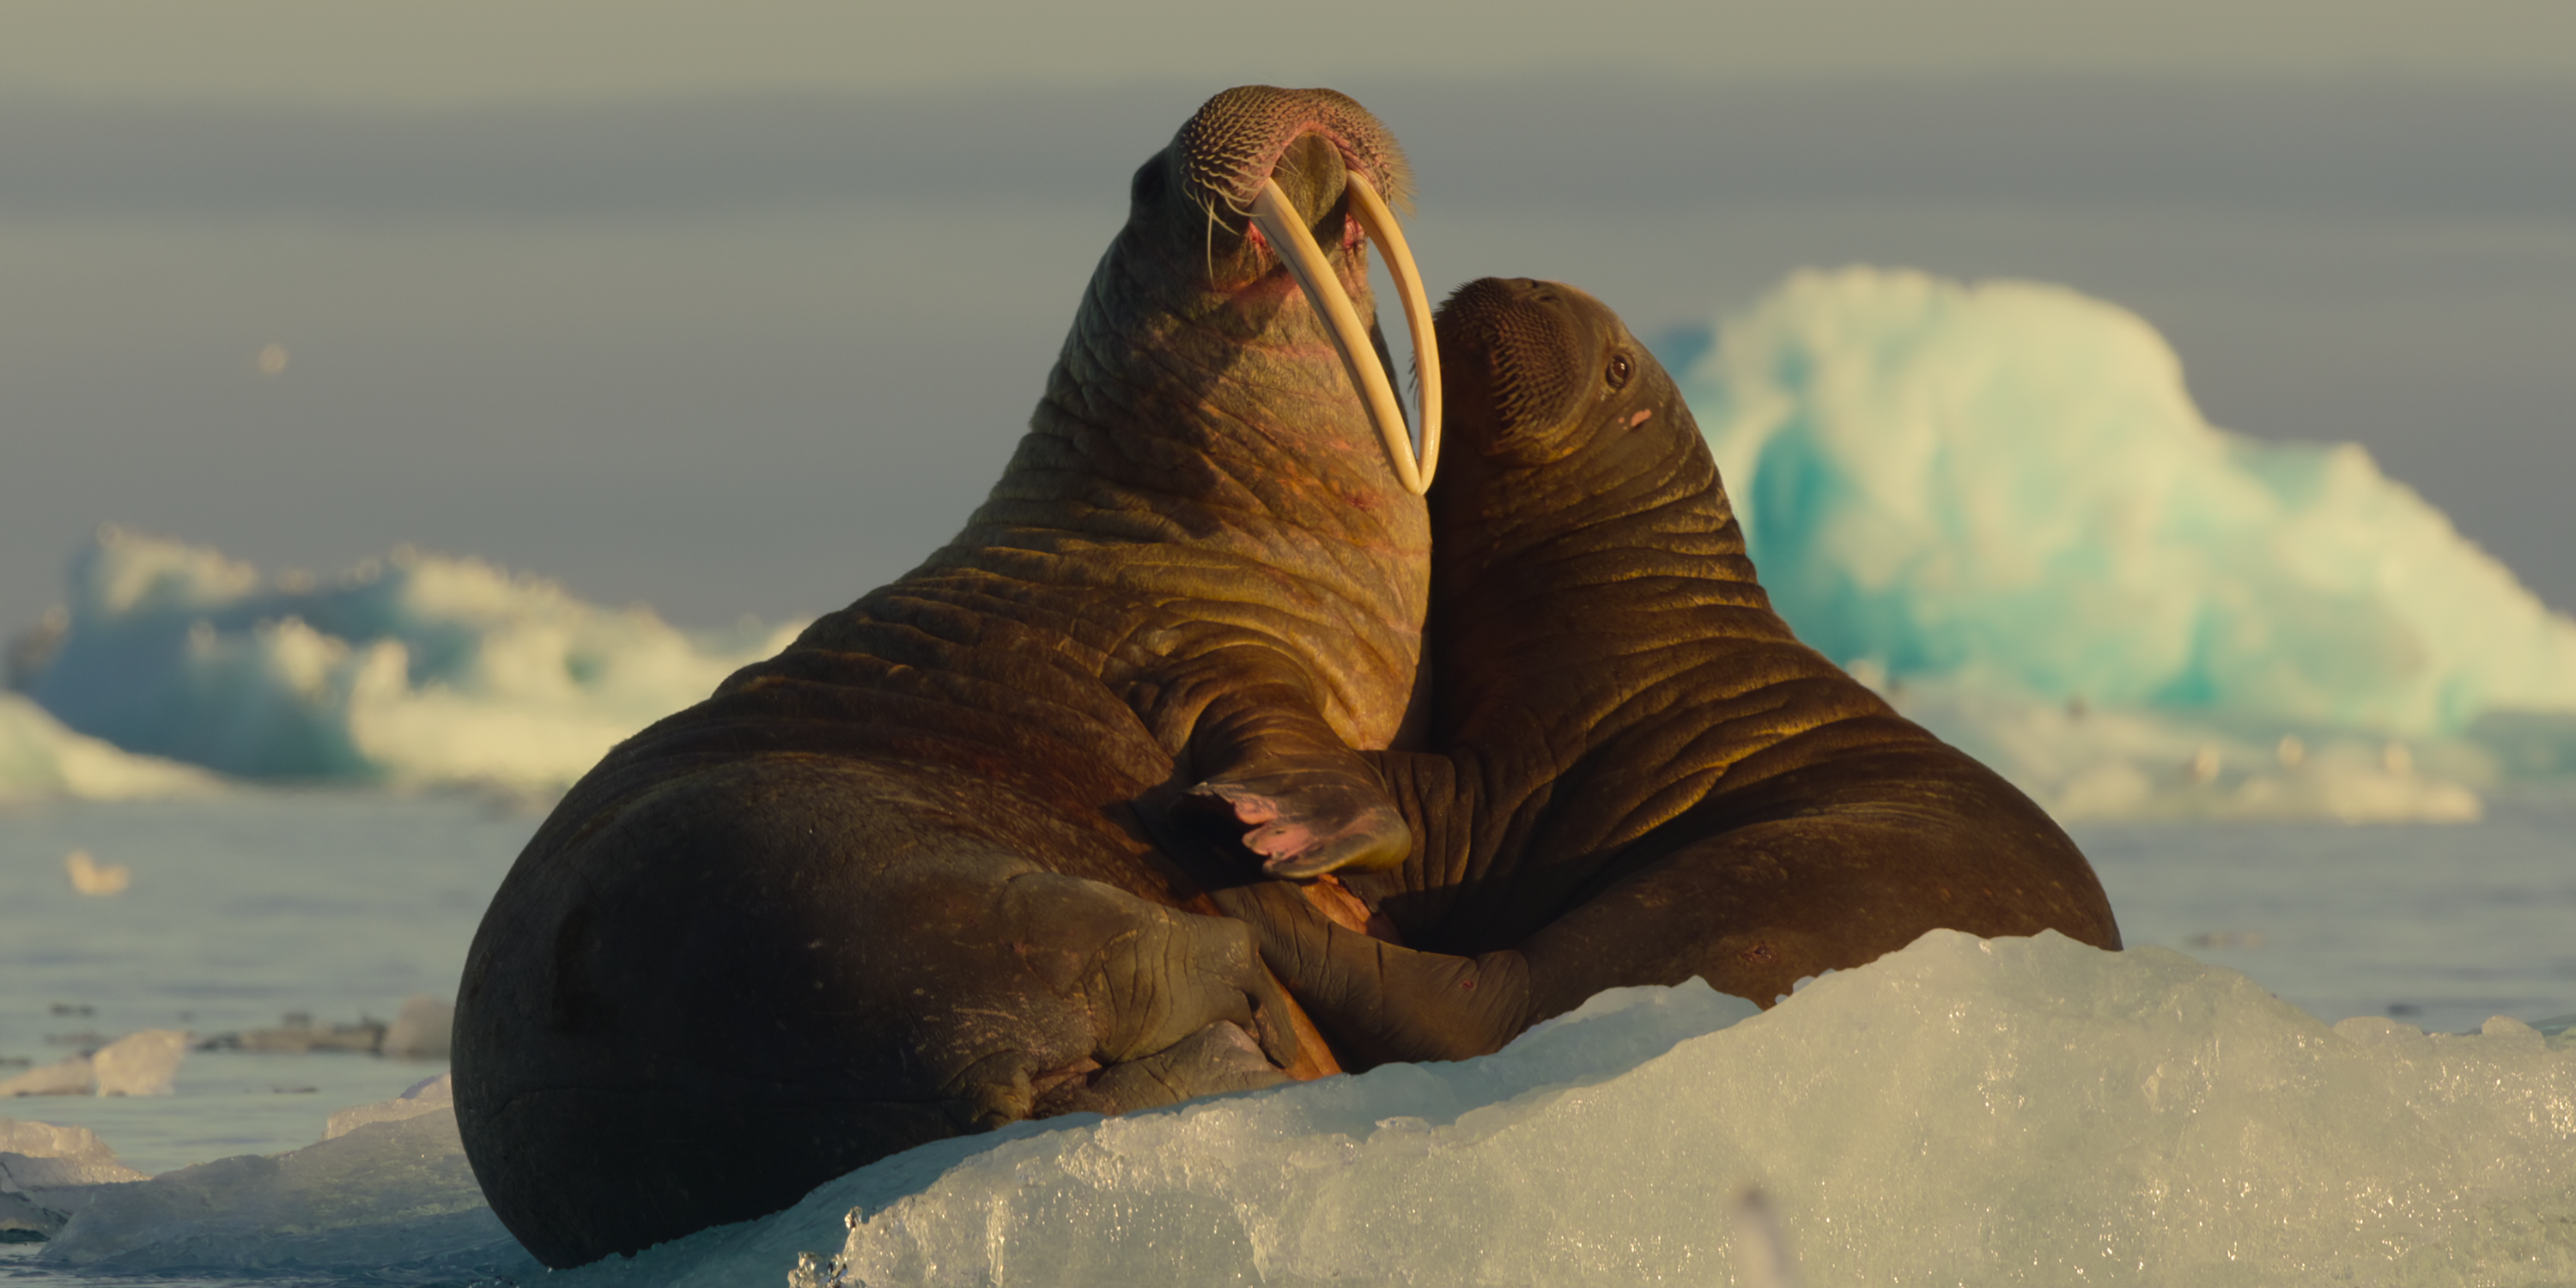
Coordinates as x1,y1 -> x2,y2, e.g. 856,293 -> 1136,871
0,790 -> 2571,1285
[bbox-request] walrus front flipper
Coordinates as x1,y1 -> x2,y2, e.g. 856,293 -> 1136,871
1145,641 -> 1412,878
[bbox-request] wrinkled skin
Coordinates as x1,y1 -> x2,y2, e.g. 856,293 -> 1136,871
451,87 -> 1431,1268
1209,279 -> 2123,1066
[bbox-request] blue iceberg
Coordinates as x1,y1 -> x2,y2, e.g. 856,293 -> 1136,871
1674,268 -> 2576,817
17,528 -> 801,790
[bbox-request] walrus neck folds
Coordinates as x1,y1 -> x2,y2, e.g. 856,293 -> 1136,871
921,91 -> 1441,749
1422,279 -> 1774,744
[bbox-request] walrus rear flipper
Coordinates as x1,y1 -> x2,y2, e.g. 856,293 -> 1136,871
1209,878 -> 1536,1066
1035,1020 -> 1289,1116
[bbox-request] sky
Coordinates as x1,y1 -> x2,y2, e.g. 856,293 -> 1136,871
4,0 -> 2572,636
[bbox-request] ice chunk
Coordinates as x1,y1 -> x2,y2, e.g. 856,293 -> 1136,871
0,1117 -> 149,1241
23,527 -> 803,788
380,994 -> 454,1060
2,1189 -> 56,1242
0,690 -> 220,805
37,1105 -> 534,1278
0,1119 -> 149,1189
323,1072 -> 453,1141
88,1030 -> 187,1097
708,932 -> 2574,1288
0,1030 -> 186,1099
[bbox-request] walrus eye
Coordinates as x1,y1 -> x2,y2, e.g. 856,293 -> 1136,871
1606,352 -> 1634,390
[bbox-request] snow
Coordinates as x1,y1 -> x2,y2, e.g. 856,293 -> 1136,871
18,527 -> 804,791
1676,268 -> 2576,820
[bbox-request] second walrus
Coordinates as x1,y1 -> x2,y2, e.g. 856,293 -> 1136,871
1214,278 -> 2122,1065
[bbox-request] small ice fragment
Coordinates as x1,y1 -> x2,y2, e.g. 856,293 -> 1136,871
64,850 -> 129,896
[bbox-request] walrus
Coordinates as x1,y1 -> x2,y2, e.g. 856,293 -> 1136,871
452,86 -> 1449,1267
1204,278 -> 2122,1065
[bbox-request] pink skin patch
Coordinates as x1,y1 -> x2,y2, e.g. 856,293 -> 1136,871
1249,823 -> 1318,857
1626,409 -> 1655,428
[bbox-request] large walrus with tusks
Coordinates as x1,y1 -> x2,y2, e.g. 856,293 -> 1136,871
1206,278 -> 2122,1066
452,87 -> 1449,1267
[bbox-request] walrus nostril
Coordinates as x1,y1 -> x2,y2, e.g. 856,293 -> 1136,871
1173,85 -> 1414,223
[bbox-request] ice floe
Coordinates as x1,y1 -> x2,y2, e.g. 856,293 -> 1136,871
15,933 -> 2574,1284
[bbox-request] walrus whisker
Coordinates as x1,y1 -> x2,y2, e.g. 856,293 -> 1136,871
1346,172 -> 1441,482
1250,176 -> 1432,495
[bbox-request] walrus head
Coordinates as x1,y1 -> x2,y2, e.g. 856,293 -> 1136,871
972,87 -> 1447,753
1428,276 -> 1717,562
1417,277 -> 1753,741
1051,86 -> 1440,502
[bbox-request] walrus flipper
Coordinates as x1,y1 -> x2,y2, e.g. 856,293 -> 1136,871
1214,877 -> 1534,1065
1146,641 -> 1413,878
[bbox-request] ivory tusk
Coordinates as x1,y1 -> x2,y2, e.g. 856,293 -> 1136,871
1343,173 -> 1440,488
1249,178 -> 1431,495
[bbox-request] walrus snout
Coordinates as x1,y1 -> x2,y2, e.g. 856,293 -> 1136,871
1435,277 -> 1633,459
1172,85 -> 1414,231
1146,85 -> 1442,494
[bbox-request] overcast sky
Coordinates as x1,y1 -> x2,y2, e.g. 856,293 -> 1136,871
4,0 -> 2572,635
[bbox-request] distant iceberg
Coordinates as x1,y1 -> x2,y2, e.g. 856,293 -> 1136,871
18,528 -> 804,791
1675,268 -> 2576,818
